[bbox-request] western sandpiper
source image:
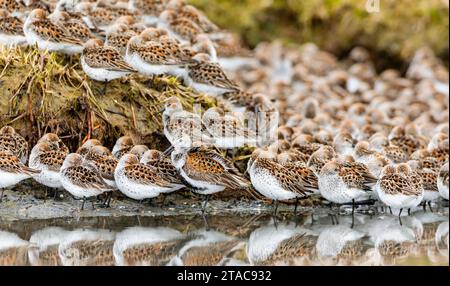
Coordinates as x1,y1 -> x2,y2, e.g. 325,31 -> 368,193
202,107 -> 256,149
162,96 -> 214,147
125,34 -> 192,78
0,150 -> 40,201
76,138 -> 103,155
158,9 -> 202,45
24,8 -> 83,54
375,165 -> 424,216
112,135 -> 134,158
37,133 -> 69,154
128,0 -> 167,26
84,145 -> 118,189
184,53 -> 240,96
0,126 -> 29,164
28,141 -> 67,190
141,149 -> 185,192
129,145 -> 149,159
114,153 -> 176,201
167,0 -> 219,33
104,23 -> 136,55
48,9 -> 95,43
80,39 -> 135,92
171,136 -> 249,211
60,153 -> 113,209
249,148 -> 313,213
318,160 -> 375,208
0,9 -> 27,46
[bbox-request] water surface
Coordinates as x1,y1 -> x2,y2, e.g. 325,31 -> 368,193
0,208 -> 448,266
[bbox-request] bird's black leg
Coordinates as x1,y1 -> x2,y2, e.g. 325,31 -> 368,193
398,208 -> 403,217
81,197 -> 86,211
428,201 -> 433,213
202,213 -> 210,231
389,206 -> 393,215
0,189 -> 4,202
351,199 -> 355,228
102,192 -> 112,208
201,194 -> 210,214
423,202 -> 427,212
408,208 -> 411,216
273,200 -> 279,216
294,197 -> 299,214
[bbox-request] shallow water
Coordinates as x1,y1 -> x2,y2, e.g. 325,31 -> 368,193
0,207 -> 448,266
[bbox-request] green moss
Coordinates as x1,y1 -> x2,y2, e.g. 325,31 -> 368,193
189,0 -> 449,66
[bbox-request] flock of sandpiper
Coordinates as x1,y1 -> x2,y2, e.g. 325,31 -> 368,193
0,0 -> 449,219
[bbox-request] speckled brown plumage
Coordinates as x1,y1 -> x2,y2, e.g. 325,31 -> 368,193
188,62 -> 239,91
124,164 -> 172,187
83,44 -> 135,72
184,148 -> 249,189
0,13 -> 24,35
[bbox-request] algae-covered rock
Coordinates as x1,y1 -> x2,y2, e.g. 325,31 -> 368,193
0,46 -> 215,151
189,0 -> 449,67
